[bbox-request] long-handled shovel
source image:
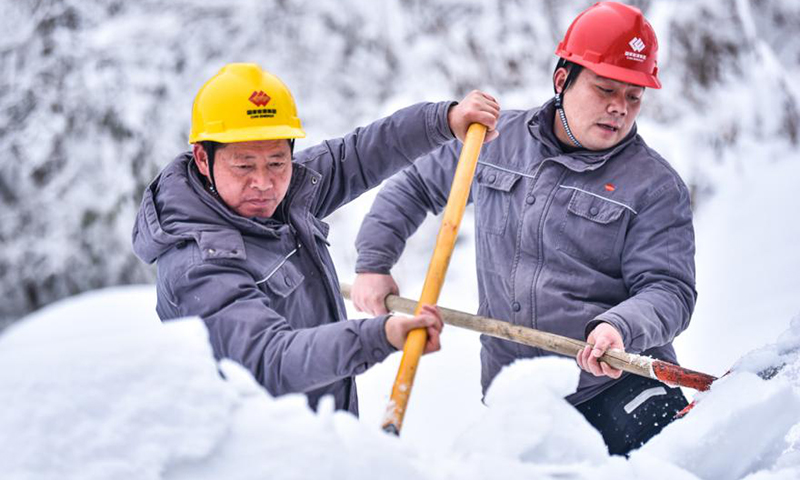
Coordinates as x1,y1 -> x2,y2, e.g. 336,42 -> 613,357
381,123 -> 488,435
342,284 -> 718,392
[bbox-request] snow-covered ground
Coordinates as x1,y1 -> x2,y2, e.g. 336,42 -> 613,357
1,156 -> 799,479
1,284 -> 799,480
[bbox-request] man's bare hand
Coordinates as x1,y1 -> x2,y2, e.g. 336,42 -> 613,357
447,90 -> 501,143
577,322 -> 624,378
384,305 -> 444,354
351,273 -> 399,315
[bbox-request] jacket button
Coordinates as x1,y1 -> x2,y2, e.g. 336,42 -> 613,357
589,206 -> 599,216
487,174 -> 497,183
175,240 -> 187,250
207,248 -> 215,255
284,276 -> 292,287
526,195 -> 536,205
311,177 -> 318,185
512,301 -> 521,312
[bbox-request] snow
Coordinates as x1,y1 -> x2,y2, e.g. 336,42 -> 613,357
640,372 -> 800,479
2,269 -> 800,480
675,151 -> 800,376
457,357 -> 608,465
0,287 -> 234,480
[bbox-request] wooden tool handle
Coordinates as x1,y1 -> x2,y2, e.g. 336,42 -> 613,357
381,123 -> 487,435
341,283 -> 717,393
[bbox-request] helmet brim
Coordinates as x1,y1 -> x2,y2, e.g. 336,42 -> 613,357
190,125 -> 306,144
580,59 -> 662,89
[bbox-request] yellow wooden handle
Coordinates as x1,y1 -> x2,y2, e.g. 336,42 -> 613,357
382,123 -> 488,435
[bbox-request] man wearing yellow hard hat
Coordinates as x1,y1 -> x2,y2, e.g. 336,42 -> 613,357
132,63 -> 499,413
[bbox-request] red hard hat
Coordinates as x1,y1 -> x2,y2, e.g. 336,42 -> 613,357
555,2 -> 661,89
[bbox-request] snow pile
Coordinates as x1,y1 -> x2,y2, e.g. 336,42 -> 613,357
0,287 -> 421,480
2,286 -> 799,480
0,287 -> 236,479
456,357 -> 607,465
639,372 -> 800,479
638,317 -> 800,479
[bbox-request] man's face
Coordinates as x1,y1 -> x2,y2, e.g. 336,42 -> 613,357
555,68 -> 644,151
194,140 -> 292,218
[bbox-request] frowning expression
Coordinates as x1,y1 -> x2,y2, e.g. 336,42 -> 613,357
194,140 -> 292,218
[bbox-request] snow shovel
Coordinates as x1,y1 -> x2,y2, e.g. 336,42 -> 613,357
381,123 -> 488,435
341,283 -> 718,392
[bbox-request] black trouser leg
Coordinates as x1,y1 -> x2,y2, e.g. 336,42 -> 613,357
575,374 -> 688,456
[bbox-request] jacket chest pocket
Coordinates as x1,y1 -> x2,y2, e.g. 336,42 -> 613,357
474,168 -> 522,236
256,251 -> 305,298
557,188 -> 628,263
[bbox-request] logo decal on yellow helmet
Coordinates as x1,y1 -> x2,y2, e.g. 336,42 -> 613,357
248,91 -> 271,107
189,63 -> 306,144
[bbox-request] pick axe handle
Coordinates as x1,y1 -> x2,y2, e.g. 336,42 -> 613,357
381,123 -> 487,435
341,284 -> 717,392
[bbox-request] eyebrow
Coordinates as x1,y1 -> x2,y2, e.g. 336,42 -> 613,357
230,151 -> 288,160
596,78 -> 644,93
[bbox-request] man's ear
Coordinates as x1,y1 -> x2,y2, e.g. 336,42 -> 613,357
192,144 -> 210,177
553,67 -> 569,94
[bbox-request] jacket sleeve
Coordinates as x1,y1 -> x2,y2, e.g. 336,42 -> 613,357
294,101 -> 456,219
588,180 -> 697,354
354,140 -> 463,274
171,260 -> 396,395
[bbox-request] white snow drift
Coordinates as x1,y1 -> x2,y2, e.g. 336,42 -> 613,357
1,286 -> 799,480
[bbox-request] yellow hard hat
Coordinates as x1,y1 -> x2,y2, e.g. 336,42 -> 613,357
189,63 -> 306,144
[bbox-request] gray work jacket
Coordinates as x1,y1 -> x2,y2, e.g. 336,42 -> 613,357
133,101 -> 456,414
355,98 -> 697,405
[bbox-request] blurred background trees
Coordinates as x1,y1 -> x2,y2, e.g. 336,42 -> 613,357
1,0 -> 798,322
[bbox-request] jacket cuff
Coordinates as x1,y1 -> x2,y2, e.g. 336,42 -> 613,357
355,252 -> 395,275
586,312 -> 633,351
360,314 -> 397,365
426,101 -> 458,146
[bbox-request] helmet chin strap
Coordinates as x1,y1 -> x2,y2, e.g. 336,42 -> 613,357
204,142 -> 220,196
554,92 -> 584,149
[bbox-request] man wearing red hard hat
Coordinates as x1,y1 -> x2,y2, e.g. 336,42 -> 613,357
352,2 -> 696,455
